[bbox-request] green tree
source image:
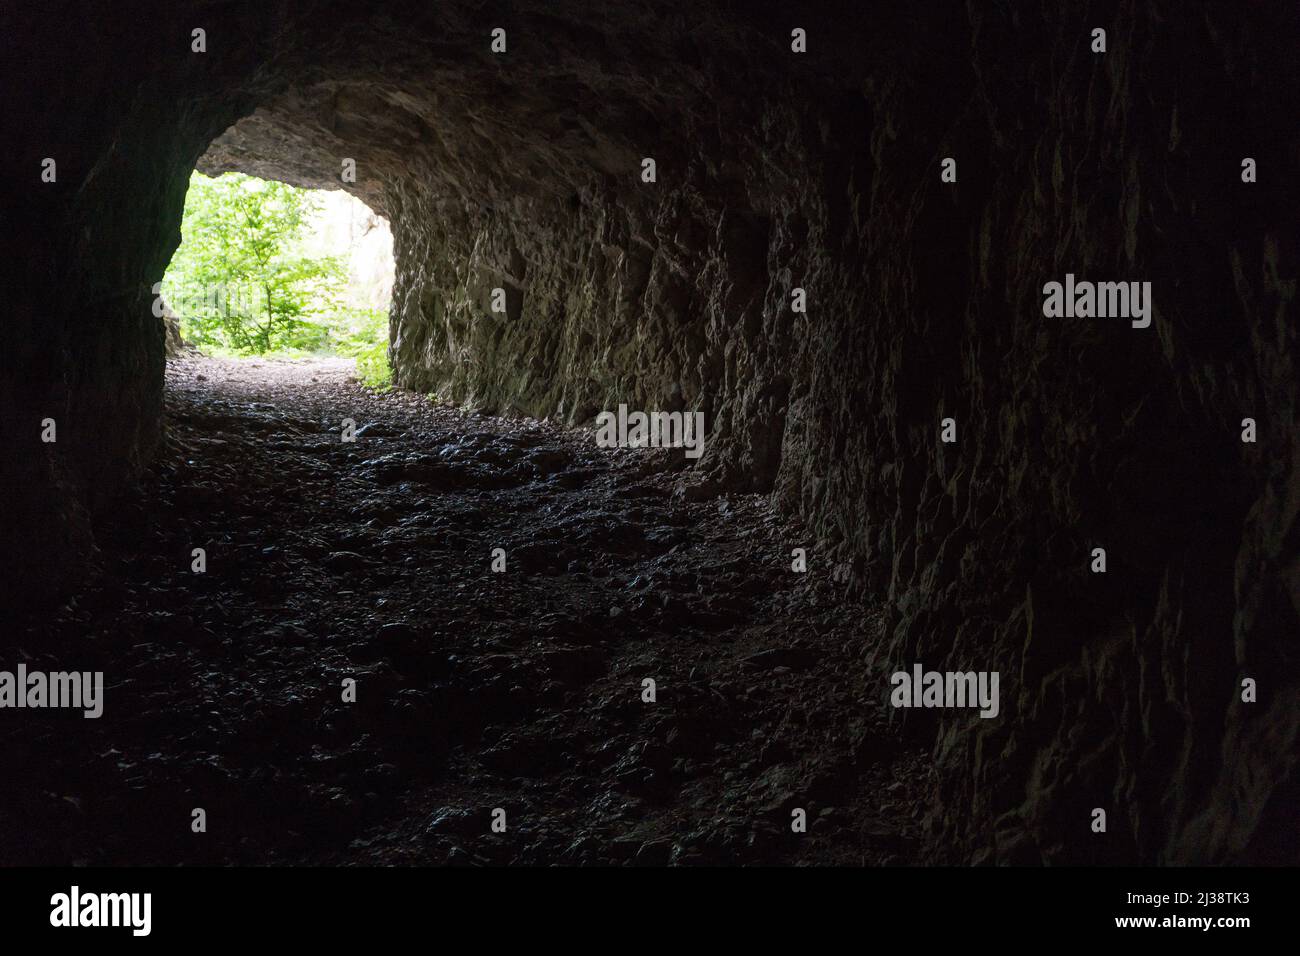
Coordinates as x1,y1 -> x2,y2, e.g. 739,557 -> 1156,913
332,306 -> 393,390
163,172 -> 346,354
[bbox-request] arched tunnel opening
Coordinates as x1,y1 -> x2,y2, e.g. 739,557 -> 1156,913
2,0 -> 1298,881
160,167 -> 395,374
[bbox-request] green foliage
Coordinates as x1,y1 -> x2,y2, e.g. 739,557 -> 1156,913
161,172 -> 390,385
332,307 -> 393,391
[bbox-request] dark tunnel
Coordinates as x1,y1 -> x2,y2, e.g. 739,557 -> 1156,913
1,0 -> 1297,874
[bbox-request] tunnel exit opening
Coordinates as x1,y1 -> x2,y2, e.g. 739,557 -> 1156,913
158,169 -> 396,391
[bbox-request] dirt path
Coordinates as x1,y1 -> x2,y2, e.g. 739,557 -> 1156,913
4,355 -> 928,865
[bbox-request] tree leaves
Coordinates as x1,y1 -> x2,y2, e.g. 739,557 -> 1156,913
162,172 -> 348,355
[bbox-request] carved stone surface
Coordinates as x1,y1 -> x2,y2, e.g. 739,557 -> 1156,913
4,0 -> 1296,863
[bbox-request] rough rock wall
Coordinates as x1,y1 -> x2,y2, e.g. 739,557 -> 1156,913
842,4 -> 1300,865
2,4 -> 255,609
384,182 -> 793,493
372,3 -> 1299,862
4,0 -> 1296,863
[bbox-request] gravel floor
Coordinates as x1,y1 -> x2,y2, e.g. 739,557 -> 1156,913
2,354 -> 929,865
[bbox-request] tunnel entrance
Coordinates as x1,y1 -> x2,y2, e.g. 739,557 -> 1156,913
20,130 -> 936,867
160,169 -> 395,390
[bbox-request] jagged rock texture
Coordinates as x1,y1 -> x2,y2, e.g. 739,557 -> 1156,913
4,0 -> 1297,863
